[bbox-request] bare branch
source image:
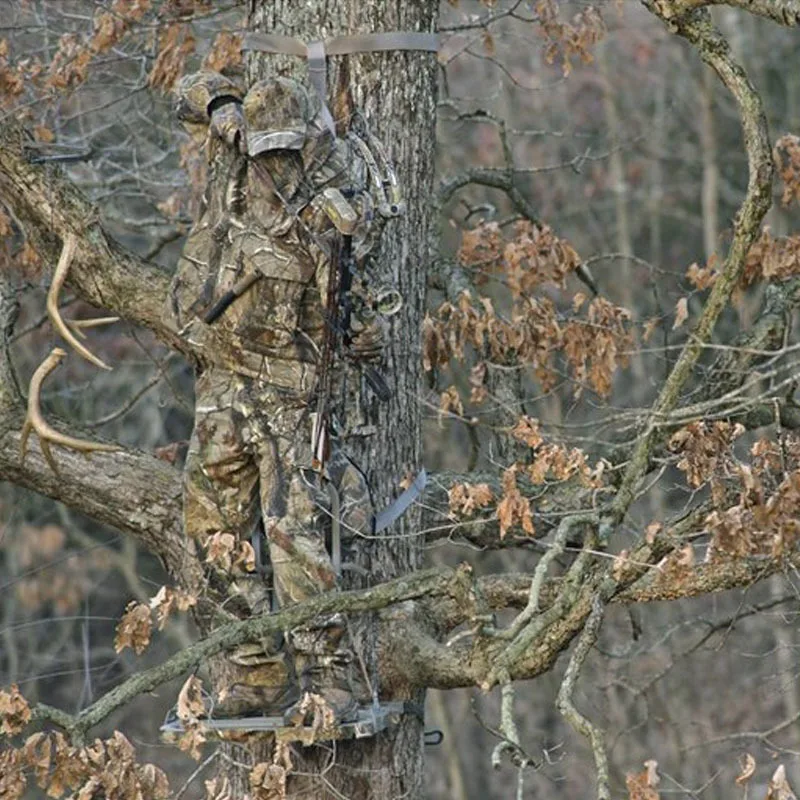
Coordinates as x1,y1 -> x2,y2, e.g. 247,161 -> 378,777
556,597 -> 610,800
0,118 -> 190,357
26,567 -> 455,742
657,0 -> 800,26
611,4 -> 773,527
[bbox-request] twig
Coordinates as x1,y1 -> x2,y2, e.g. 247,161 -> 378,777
556,596 -> 609,800
608,4 -> 774,530
24,567 -> 454,742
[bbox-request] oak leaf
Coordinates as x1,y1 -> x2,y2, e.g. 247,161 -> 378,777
177,675 -> 206,721
114,601 -> 152,654
0,684 -> 31,735
673,297 -> 688,329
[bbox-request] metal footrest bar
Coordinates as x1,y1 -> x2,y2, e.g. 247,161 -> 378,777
161,701 -> 409,744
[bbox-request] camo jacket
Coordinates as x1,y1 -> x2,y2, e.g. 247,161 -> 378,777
164,71 -> 381,392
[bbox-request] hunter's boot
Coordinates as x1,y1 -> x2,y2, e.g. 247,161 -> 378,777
212,633 -> 301,718
283,618 -> 365,729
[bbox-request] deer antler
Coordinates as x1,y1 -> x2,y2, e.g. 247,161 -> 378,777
20,347 -> 120,474
47,233 -> 118,370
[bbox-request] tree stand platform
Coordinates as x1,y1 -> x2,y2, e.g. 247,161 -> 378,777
161,701 -> 410,745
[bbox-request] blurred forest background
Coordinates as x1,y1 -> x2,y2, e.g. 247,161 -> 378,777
2,0 -> 800,797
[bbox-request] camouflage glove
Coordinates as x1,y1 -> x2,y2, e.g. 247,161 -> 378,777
210,99 -> 247,153
348,317 -> 385,363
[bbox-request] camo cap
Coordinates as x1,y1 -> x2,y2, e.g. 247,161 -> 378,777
243,77 -> 319,155
175,72 -> 243,125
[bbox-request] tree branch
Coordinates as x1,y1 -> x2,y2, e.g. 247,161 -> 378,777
26,567 -> 456,742
611,4 -> 773,527
658,0 -> 800,26
0,118 -> 189,356
556,597 -> 609,800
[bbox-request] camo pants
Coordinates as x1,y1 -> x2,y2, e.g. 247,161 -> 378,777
184,365 -> 372,612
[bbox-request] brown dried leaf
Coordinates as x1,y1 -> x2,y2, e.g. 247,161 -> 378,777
439,385 -> 464,419
735,752 -> 756,785
150,585 -> 197,630
235,540 -> 256,573
686,259 -> 717,290
645,522 -> 662,545
673,297 -> 688,329
469,361 -> 488,404
448,482 -> 494,517
496,465 -> 534,538
511,416 -> 543,449
177,724 -> 207,761
205,531 -> 236,570
0,684 -> 31,735
625,759 -> 660,799
114,601 -> 152,654
23,732 -> 52,788
767,765 -> 797,800
0,748 -> 26,800
138,762 -> 170,799
642,316 -> 659,343
177,675 -> 205,721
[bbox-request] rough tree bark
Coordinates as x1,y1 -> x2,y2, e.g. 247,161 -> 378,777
216,2 -> 438,797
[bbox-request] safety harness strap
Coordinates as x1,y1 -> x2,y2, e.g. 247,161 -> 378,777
243,31 -> 440,133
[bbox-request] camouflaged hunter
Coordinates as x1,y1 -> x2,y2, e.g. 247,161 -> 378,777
166,71 -> 401,726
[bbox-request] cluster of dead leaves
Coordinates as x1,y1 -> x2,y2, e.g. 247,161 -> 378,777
669,421 -> 745,491
148,23 -> 196,92
114,585 -> 197,655
775,134 -> 800,207
0,727 -> 168,800
497,464 -> 535,537
735,756 -> 796,800
742,229 -> 800,286
424,292 -> 559,386
680,431 -> 800,562
683,229 -> 800,299
247,743 -> 294,800
205,531 -> 256,573
449,417 -> 603,537
424,290 -> 631,397
448,482 -> 494,517
0,684 -> 31,736
458,220 -> 582,297
562,296 -> 632,397
535,0 -> 606,75
175,675 -> 207,759
626,759 -> 660,800
0,38 -> 41,106
1,0 -> 208,112
706,463 -> 800,561
91,0 -> 153,56
625,755 -> 797,800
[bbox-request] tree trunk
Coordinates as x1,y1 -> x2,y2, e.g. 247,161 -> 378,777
218,2 -> 438,797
